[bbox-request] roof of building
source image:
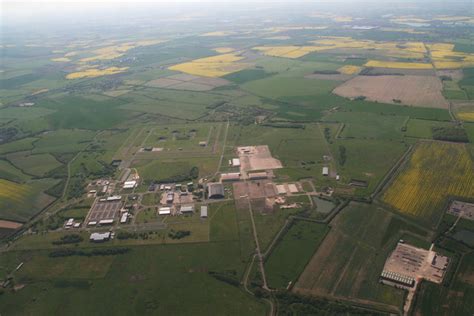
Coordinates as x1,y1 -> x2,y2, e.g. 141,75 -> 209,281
288,184 -> 299,193
99,219 -> 114,225
90,232 -> 111,241
248,172 -> 267,180
208,182 -> 225,198
220,172 -> 241,181
120,212 -> 129,223
180,205 -> 194,212
276,184 -> 287,194
159,207 -> 171,215
200,206 -> 208,217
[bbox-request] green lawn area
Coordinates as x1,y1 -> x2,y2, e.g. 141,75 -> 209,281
323,111 -> 407,140
0,242 -> 268,315
7,152 -> 62,177
405,119 -> 454,139
210,201 -> 239,242
0,137 -> 37,155
330,139 -> 408,196
32,129 -> 96,154
0,159 -> 31,183
135,208 -> 158,223
265,220 -> 329,289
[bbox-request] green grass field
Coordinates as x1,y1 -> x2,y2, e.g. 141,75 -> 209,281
294,202 -> 419,309
0,159 -> 31,183
323,112 -> 407,140
0,243 -> 268,315
405,119 -> 454,139
265,220 -> 329,289
7,152 -> 62,177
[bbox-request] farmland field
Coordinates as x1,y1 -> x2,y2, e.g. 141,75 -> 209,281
2,2 -> 474,315
294,202 -> 408,310
381,142 -> 474,227
333,75 -> 448,108
265,220 -> 329,289
0,178 -> 58,222
0,243 -> 267,315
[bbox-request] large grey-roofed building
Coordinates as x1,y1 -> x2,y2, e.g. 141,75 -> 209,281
207,182 -> 224,199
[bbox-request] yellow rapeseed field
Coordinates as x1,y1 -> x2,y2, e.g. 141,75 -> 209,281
168,53 -> 248,77
428,43 -> 474,69
381,142 -> 474,225
66,67 -> 129,79
338,65 -> 362,75
364,60 -> 433,69
254,37 -> 428,60
64,51 -> 78,57
213,47 -> 235,54
0,179 -> 29,203
79,40 -> 165,63
200,31 -> 234,37
457,112 -> 474,122
51,57 -> 71,62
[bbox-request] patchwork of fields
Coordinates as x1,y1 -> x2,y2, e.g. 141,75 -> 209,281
1,5 -> 474,315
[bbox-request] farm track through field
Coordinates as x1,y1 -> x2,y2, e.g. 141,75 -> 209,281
371,144 -> 414,200
214,120 -> 230,176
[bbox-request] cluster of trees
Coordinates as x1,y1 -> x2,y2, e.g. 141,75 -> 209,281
261,122 -> 305,129
206,100 -> 227,109
208,271 -> 240,287
168,230 -> 191,240
274,291 -> 387,315
432,127 -> 469,143
324,127 -> 331,143
338,145 -> 347,166
49,247 -> 130,258
116,231 -> 155,240
0,127 -> 18,144
52,234 -> 83,245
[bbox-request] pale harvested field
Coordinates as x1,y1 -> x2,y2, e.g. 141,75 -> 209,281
333,75 -> 448,108
146,78 -> 183,88
170,82 -> 215,91
145,74 -> 230,91
0,220 -> 23,229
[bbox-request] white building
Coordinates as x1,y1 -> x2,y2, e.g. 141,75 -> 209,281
200,206 -> 208,218
123,180 -> 137,189
231,158 -> 241,167
322,167 -> 329,176
180,205 -> 194,213
159,207 -> 171,215
90,232 -> 111,242
120,212 -> 129,224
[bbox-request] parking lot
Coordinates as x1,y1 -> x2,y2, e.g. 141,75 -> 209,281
86,200 -> 122,223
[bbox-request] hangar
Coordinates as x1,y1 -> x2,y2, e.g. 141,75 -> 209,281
207,182 -> 225,199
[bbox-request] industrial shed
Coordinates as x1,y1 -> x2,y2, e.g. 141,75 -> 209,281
207,182 -> 225,199
90,232 -> 111,242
